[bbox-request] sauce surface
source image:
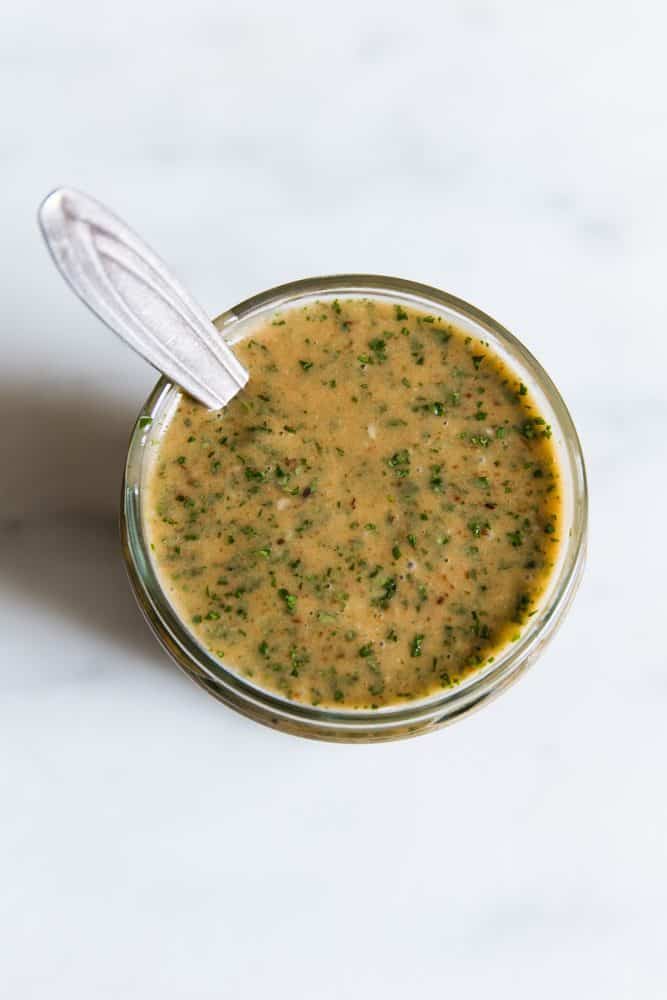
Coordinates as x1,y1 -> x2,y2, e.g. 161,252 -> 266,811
146,298 -> 561,709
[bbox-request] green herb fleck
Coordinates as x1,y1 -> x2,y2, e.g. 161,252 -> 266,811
410,634 -> 425,657
369,337 -> 387,361
387,449 -> 410,476
377,576 -> 397,608
278,588 -> 297,612
430,465 -> 444,491
245,467 -> 266,482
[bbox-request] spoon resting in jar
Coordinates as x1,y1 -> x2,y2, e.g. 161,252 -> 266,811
38,187 -> 248,409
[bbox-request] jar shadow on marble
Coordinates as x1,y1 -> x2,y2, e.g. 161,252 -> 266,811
0,379 -> 168,668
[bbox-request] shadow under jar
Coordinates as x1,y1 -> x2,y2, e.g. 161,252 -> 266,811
121,275 -> 587,742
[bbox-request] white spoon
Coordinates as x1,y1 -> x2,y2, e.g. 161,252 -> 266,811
38,187 -> 248,409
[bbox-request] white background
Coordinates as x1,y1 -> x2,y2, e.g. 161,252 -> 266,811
2,2 -> 665,997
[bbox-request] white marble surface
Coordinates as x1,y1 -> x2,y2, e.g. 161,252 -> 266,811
1,2 -> 665,996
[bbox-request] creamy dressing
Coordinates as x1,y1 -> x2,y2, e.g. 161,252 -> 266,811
145,298 -> 561,709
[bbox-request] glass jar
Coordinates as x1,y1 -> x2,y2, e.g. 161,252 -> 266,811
121,275 -> 587,742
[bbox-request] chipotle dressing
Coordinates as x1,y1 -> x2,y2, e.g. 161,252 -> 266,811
145,298 -> 561,709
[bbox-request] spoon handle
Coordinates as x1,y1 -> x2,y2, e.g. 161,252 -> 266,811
38,187 -> 248,410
